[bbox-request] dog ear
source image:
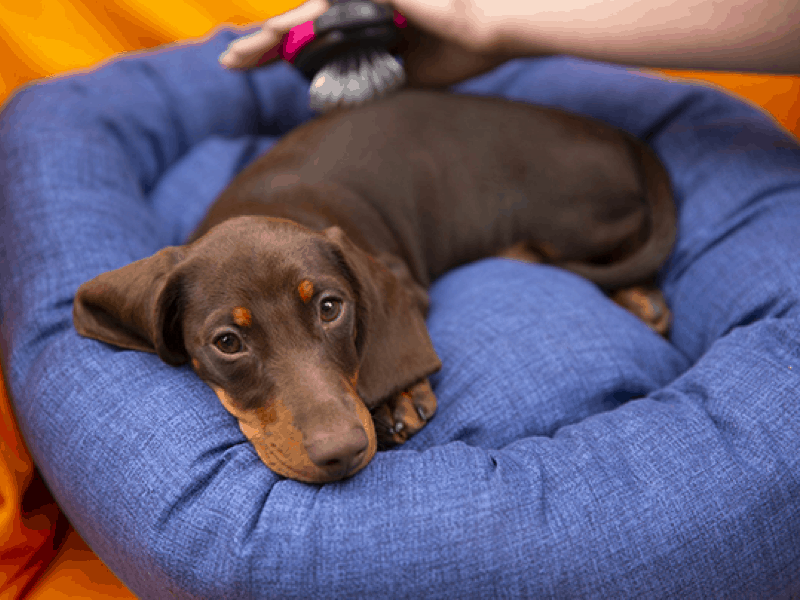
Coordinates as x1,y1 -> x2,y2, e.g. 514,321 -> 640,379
324,227 -> 441,407
72,247 -> 188,365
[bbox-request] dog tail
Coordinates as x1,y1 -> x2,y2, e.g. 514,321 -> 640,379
557,138 -> 677,290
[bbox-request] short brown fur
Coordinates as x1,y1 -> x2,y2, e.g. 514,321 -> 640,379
73,90 -> 675,483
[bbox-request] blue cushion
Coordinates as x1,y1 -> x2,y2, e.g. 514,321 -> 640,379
1,30 -> 798,598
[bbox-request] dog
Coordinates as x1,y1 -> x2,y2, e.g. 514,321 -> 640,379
73,90 -> 675,483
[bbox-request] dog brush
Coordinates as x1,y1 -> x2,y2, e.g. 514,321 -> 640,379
278,1 -> 407,112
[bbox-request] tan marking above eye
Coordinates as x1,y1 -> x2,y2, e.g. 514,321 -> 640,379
232,306 -> 252,327
298,279 -> 314,303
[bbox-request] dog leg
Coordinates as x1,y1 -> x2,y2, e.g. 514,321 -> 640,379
499,242 -> 671,336
611,286 -> 671,336
372,379 -> 437,449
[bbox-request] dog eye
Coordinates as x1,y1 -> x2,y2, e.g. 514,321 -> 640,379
213,332 -> 242,354
319,297 -> 343,323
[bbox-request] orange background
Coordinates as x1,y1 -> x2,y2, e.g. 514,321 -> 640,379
0,2 -> 797,598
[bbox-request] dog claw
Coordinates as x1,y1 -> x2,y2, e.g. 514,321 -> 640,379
611,286 -> 671,336
373,378 -> 438,449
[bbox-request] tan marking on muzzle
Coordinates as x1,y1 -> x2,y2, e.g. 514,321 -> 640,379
209,383 -> 377,483
232,306 -> 252,328
298,279 -> 314,304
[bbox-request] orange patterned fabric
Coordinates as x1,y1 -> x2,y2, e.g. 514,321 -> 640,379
0,2 -> 797,598
658,69 -> 799,138
0,374 -> 69,599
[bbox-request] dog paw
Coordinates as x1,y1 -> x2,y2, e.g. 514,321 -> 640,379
611,286 -> 671,336
372,379 -> 437,449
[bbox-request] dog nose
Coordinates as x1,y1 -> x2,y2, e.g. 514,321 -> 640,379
304,426 -> 369,477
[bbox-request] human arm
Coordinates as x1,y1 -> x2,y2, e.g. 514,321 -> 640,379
404,0 -> 799,74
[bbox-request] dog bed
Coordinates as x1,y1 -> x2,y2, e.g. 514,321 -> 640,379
0,30 -> 797,598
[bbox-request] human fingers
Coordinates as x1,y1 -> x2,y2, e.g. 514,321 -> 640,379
219,0 -> 330,69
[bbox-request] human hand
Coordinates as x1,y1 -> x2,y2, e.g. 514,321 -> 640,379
218,0 -> 521,87
373,0 -> 527,86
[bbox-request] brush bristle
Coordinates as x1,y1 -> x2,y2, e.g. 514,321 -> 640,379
309,47 -> 405,113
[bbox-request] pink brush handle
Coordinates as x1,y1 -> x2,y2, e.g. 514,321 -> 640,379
278,11 -> 407,65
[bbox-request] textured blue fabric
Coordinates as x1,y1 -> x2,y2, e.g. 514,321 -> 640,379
1,30 -> 798,599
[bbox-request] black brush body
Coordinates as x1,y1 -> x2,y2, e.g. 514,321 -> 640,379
291,0 -> 407,112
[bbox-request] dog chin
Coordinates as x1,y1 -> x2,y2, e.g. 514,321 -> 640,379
254,441 -> 376,483
209,383 -> 378,483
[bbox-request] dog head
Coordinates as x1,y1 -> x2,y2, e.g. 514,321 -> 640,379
73,216 -> 440,483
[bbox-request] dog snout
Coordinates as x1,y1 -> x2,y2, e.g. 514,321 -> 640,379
304,424 -> 369,477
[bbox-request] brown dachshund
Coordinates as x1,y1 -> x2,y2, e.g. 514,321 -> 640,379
73,90 -> 675,483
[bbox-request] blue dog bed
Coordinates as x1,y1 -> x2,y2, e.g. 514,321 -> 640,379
0,31 -> 798,598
